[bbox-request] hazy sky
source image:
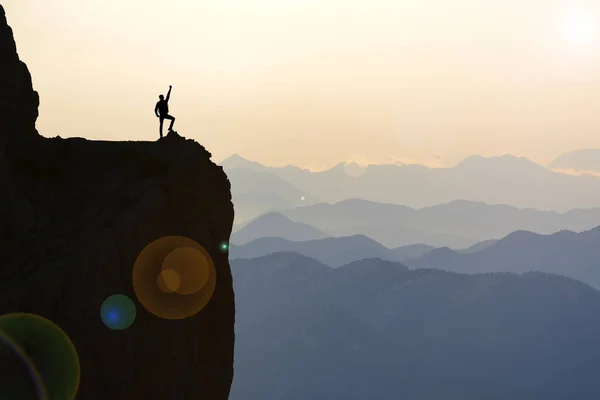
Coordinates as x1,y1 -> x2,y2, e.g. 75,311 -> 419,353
5,0 -> 600,169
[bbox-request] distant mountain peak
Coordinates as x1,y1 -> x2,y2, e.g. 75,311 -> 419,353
335,198 -> 379,206
338,257 -> 410,272
453,154 -> 551,176
223,153 -> 246,161
456,154 -> 536,166
245,211 -> 310,227
258,211 -> 293,221
221,153 -> 251,164
549,149 -> 600,173
427,247 -> 459,257
220,154 -> 266,171
231,211 -> 329,245
501,229 -> 541,240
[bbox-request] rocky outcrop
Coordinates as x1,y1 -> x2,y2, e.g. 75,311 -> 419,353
0,5 -> 235,399
0,3 -> 40,252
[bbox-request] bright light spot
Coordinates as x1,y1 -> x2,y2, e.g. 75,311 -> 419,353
108,311 -> 118,322
301,196 -> 305,201
560,9 -> 598,49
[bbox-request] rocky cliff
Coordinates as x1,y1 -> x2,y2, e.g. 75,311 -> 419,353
0,4 -> 235,399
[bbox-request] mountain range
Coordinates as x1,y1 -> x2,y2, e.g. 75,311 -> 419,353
549,149 -> 600,174
232,199 -> 600,248
231,223 -> 600,290
226,167 -> 314,222
222,154 -> 600,223
230,253 -> 600,400
406,226 -> 600,290
231,212 -> 330,245
230,235 -> 435,267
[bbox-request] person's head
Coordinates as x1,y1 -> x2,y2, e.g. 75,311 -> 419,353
159,94 -> 164,100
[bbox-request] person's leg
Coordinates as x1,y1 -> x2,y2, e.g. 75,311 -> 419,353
159,117 -> 164,138
165,114 -> 175,131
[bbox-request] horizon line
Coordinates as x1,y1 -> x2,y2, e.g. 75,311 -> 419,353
217,151 -> 600,175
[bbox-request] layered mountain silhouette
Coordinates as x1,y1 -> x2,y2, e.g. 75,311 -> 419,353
236,199 -> 600,248
323,219 -> 473,248
229,234 -> 513,268
231,212 -> 329,245
549,149 -> 600,173
458,238 -> 498,253
290,198 -> 600,240
227,167 -> 314,222
0,7 -> 234,399
231,253 -> 600,400
406,226 -> 600,290
222,154 -> 600,218
230,235 -> 434,267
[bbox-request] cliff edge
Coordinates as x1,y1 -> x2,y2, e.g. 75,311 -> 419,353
0,5 -> 235,399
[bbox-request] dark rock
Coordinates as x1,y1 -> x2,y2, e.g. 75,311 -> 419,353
165,130 -> 185,141
0,5 -> 235,399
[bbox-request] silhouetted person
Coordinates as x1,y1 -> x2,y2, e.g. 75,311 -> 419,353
155,85 -> 175,138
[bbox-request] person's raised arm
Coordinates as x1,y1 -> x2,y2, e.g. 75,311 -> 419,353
166,85 -> 172,101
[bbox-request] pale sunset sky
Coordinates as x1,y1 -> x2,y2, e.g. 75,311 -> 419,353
4,0 -> 600,170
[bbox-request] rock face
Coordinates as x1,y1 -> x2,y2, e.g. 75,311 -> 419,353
0,5 -> 235,399
0,3 -> 39,250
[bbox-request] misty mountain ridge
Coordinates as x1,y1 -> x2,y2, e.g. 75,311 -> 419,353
549,149 -> 600,173
230,234 -> 435,267
226,167 -> 314,222
458,238 -> 498,253
230,221 -> 600,290
231,253 -> 600,400
221,153 -> 600,223
406,225 -> 600,290
220,153 -> 268,171
231,212 -> 329,245
284,198 -> 600,234
453,154 -> 552,176
222,152 -> 568,174
234,198 -> 600,248
222,153 -> 555,176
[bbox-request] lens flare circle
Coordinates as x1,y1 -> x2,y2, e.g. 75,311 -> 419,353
219,241 -> 229,253
0,329 -> 48,400
161,246 -> 210,295
132,236 -> 217,320
157,269 -> 182,293
100,294 -> 137,331
0,313 -> 80,400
